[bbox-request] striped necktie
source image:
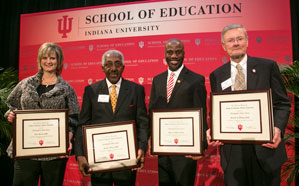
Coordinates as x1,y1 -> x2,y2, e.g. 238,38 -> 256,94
110,85 -> 117,113
234,64 -> 246,90
167,72 -> 175,103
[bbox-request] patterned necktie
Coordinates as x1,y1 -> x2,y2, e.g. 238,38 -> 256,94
110,85 -> 117,113
234,64 -> 246,90
167,72 -> 175,103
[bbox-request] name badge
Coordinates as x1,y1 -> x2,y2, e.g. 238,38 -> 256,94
98,94 -> 110,103
221,78 -> 232,90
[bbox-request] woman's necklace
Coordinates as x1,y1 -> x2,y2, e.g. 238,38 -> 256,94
42,76 -> 57,87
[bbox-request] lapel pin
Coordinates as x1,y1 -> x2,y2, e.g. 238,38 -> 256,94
252,69 -> 256,73
177,80 -> 181,83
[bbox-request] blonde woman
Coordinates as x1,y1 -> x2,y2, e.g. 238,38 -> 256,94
5,42 -> 80,186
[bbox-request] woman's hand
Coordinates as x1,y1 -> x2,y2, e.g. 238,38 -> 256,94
7,110 -> 16,123
60,132 -> 73,158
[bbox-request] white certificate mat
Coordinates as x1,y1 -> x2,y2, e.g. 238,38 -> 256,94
160,118 -> 193,146
151,108 -> 203,156
13,109 -> 68,158
211,89 -> 274,143
93,131 -> 129,162
83,121 -> 137,173
23,119 -> 59,148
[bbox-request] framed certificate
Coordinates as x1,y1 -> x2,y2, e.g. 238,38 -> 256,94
151,108 -> 203,156
13,109 -> 68,159
210,89 -> 274,144
83,121 -> 138,173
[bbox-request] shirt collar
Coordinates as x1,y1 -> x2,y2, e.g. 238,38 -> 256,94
168,64 -> 184,77
106,77 -> 122,88
231,54 -> 247,68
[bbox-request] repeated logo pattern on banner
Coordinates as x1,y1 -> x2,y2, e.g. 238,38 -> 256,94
19,0 -> 293,185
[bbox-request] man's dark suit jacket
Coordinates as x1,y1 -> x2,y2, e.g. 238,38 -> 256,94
75,78 -> 148,157
149,66 -> 208,148
209,56 -> 291,173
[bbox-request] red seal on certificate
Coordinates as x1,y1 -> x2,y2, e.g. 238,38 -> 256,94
174,138 -> 179,144
39,140 -> 44,146
238,124 -> 243,131
109,153 -> 114,159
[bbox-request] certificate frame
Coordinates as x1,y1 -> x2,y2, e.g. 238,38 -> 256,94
83,121 -> 138,173
151,108 -> 203,156
13,109 -> 68,159
210,89 -> 274,144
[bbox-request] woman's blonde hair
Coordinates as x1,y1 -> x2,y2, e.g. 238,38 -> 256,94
37,42 -> 64,74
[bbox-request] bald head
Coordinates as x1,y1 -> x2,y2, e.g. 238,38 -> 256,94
165,38 -> 185,71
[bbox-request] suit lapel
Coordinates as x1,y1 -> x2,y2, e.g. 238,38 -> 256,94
220,62 -> 232,92
246,56 -> 258,90
168,67 -> 187,102
114,79 -> 129,114
96,80 -> 113,114
159,71 -> 168,102
96,80 -> 109,94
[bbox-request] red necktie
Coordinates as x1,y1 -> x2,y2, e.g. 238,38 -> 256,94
167,72 -> 175,103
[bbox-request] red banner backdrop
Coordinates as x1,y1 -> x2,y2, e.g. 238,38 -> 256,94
19,0 -> 294,185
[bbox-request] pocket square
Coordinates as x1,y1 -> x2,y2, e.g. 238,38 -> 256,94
129,104 -> 134,107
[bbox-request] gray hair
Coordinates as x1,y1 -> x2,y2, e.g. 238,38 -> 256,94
221,24 -> 248,43
101,50 -> 124,66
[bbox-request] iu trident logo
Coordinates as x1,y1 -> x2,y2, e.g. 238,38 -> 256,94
58,16 -> 73,38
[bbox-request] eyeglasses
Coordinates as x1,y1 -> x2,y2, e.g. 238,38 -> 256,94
224,37 -> 246,44
103,61 -> 123,69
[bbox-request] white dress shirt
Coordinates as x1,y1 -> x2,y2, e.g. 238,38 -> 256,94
167,64 -> 184,87
106,78 -> 122,97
